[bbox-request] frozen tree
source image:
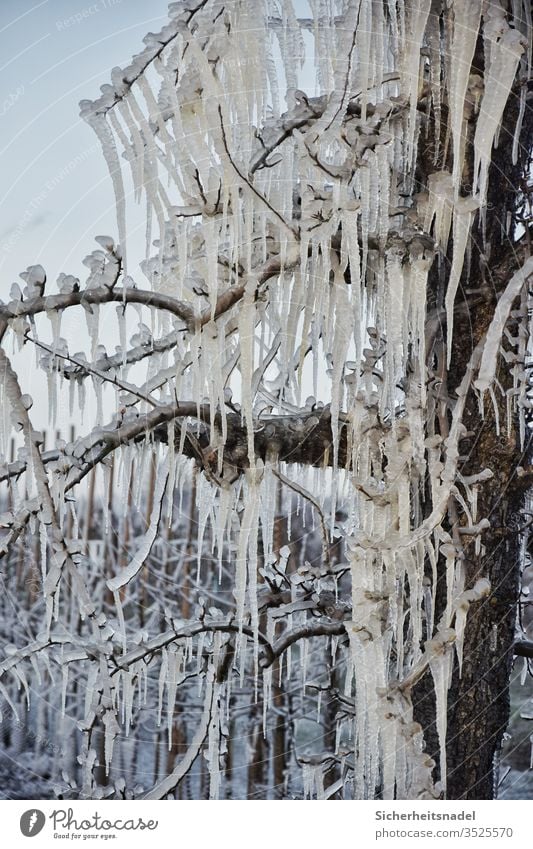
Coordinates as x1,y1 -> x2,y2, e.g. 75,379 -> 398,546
1,0 -> 533,800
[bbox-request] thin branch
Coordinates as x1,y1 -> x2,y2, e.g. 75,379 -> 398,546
272,468 -> 332,570
114,618 -> 274,671
217,104 -> 300,241
59,329 -> 182,380
84,0 -> 210,118
25,334 -> 160,408
143,665 -> 215,800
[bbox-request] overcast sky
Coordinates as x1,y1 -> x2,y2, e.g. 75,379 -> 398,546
0,0 -> 171,286
0,0 -> 172,435
0,0 -> 320,440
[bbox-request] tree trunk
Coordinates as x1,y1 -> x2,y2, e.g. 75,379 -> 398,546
444,288 -> 531,798
417,63 -> 533,798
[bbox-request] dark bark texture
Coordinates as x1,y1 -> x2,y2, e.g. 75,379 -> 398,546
425,67 -> 533,798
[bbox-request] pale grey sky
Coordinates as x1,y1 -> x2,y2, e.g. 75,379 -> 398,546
0,0 -> 171,435
0,0 -> 170,286
0,1 -> 322,438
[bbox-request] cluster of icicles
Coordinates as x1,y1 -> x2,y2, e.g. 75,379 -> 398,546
1,0 -> 531,799
72,0 -> 533,799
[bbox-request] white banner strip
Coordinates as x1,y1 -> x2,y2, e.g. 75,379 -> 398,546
2,799 -> 532,848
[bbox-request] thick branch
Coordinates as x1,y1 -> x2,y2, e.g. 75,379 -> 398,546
0,407 -> 357,492
157,407 -> 355,475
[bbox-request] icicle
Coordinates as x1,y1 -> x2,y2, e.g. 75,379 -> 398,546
122,668 -> 134,736
102,709 -> 120,775
449,3 -> 482,197
196,474 -> 216,581
473,19 -> 525,212
426,628 -> 455,794
61,662 -> 69,719
512,81 -> 527,165
453,578 -> 490,676
329,265 -> 351,475
402,0 -> 430,168
166,646 -> 182,749
80,106 -> 128,270
238,278 -> 256,468
207,642 -> 222,799
235,464 -> 262,650
445,198 -> 478,366
425,173 -> 454,253
107,453 -> 170,592
380,690 -> 398,800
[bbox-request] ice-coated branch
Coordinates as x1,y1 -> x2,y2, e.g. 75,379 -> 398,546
0,503 -> 36,557
249,74 -> 402,176
114,609 -> 350,676
475,255 -> 533,392
114,619 -> 275,671
0,347 -> 108,637
143,665 -> 215,800
0,403 -> 201,489
61,329 -> 182,380
165,407 -> 356,476
0,405 -> 356,494
79,0 -> 210,119
198,250 -> 300,326
2,251 -> 300,342
0,638 -> 56,678
25,334 -> 160,408
0,286 -> 195,329
249,95 -> 327,175
259,620 -> 347,669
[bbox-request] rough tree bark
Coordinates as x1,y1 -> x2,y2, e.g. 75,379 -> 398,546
441,65 -> 533,797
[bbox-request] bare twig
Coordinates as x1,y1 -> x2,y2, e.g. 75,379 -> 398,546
25,334 -> 160,408
272,468 -> 332,570
217,104 -> 300,241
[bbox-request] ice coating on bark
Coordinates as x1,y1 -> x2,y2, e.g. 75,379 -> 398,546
476,257 -> 533,393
